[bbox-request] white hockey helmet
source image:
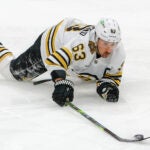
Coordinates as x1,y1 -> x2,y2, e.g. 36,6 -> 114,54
95,18 -> 121,43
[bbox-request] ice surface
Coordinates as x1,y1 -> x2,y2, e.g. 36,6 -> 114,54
0,0 -> 150,149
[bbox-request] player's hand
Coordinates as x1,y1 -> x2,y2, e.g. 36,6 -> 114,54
97,81 -> 119,102
52,80 -> 74,106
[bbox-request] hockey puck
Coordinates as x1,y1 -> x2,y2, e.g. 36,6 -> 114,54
134,134 -> 144,140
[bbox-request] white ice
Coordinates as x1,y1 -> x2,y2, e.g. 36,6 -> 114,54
0,0 -> 150,149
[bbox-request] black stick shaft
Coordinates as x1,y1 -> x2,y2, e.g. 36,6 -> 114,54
33,79 -> 52,85
67,102 -> 119,140
67,102 -> 150,142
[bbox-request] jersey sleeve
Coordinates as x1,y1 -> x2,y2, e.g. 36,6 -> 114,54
45,46 -> 73,70
44,35 -> 79,74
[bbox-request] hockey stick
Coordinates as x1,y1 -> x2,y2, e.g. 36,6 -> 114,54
33,79 -> 52,85
33,79 -> 150,142
67,102 -> 150,142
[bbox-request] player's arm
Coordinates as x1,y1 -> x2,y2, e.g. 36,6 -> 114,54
45,46 -> 72,71
96,61 -> 125,102
45,43 -> 74,107
45,36 -> 88,106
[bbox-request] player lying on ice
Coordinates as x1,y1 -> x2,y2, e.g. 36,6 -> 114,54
0,17 -> 126,106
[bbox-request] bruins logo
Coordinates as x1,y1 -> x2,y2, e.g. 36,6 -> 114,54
88,41 -> 97,54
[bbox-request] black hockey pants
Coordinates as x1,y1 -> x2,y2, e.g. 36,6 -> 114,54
10,34 -> 47,81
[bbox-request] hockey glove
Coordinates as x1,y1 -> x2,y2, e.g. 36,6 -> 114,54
52,80 -> 74,106
97,81 -> 119,102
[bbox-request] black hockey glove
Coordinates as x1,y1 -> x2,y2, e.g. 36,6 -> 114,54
97,81 -> 119,102
52,80 -> 74,106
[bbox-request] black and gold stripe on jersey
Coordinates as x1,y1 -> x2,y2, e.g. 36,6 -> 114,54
45,28 -> 52,56
0,47 -> 13,62
45,46 -> 72,70
103,71 -> 122,86
78,73 -> 99,81
45,20 -> 64,57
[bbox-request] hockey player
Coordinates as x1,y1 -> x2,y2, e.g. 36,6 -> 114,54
0,17 -> 126,106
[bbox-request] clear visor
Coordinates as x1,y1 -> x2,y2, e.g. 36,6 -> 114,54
98,38 -> 118,47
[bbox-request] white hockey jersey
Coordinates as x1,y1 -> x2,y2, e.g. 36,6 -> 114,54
40,18 -> 126,86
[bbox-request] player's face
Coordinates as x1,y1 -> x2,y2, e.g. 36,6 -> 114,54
97,38 -> 117,58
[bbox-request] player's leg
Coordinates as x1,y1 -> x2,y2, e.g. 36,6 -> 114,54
0,43 -> 15,80
10,34 -> 47,81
